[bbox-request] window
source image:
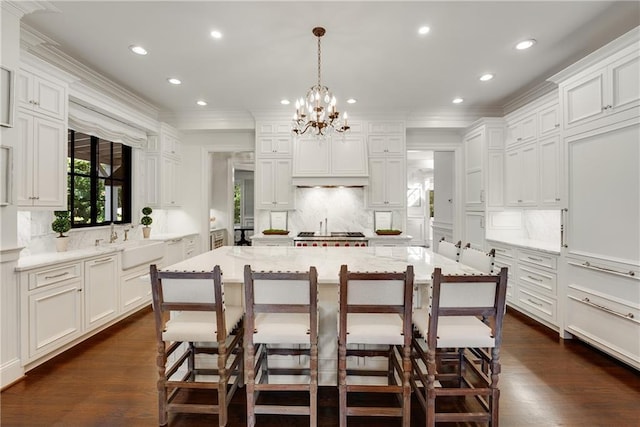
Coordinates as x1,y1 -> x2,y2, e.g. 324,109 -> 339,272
67,130 -> 132,227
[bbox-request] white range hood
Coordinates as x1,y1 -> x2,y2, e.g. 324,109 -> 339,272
292,136 -> 369,187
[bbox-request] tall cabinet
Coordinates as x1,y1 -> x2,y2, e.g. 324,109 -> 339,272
462,118 -> 504,249
366,122 -> 406,209
145,123 -> 183,208
15,60 -> 69,209
255,122 -> 295,211
550,28 -> 640,370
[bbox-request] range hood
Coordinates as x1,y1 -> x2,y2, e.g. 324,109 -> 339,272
291,136 -> 369,187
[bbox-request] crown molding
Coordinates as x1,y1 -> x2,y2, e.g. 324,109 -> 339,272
1,1 -> 55,19
502,81 -> 557,116
548,26 -> 640,85
20,24 -> 161,121
161,109 -> 256,130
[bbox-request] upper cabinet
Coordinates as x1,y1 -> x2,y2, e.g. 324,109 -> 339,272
505,112 -> 536,148
367,122 -> 406,156
145,124 -> 183,208
16,69 -> 67,121
293,135 -> 368,178
15,61 -> 69,209
559,43 -> 639,136
255,122 -> 295,210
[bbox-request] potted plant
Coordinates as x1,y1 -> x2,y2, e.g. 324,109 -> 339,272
141,206 -> 153,238
51,211 -> 71,252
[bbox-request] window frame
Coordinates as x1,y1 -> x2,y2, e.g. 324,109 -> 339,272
67,130 -> 132,228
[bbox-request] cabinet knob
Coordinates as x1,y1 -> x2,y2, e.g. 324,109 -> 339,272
555,198 -> 561,201
554,124 -> 560,128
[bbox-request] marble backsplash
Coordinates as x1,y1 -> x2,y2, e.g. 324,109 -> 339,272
17,209 -> 176,256
255,187 -> 403,235
486,210 -> 560,246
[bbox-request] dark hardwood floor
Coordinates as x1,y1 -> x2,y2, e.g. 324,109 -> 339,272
2,307 -> 639,426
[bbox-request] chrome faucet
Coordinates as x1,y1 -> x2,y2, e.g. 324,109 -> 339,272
123,227 -> 129,241
324,217 -> 328,235
109,223 -> 118,243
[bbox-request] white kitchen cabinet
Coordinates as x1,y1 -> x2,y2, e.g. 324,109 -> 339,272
463,211 -> 485,250
145,126 -> 183,208
538,134 -> 562,207
15,113 -> 67,208
505,112 -> 536,148
21,261 -> 84,363
164,238 -> 185,267
258,136 -> 292,156
505,143 -> 538,207
16,69 -> 67,121
486,151 -> 504,207
538,102 -> 561,138
367,135 -> 405,156
84,255 -> 118,330
183,234 -> 200,259
256,158 -> 294,209
560,44 -> 639,135
120,265 -> 152,314
463,119 -> 504,211
367,157 -> 405,208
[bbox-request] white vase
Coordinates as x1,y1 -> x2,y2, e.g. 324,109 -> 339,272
142,227 -> 151,239
55,236 -> 69,252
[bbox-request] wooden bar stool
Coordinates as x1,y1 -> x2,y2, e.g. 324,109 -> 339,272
438,238 -> 462,262
337,264 -> 414,427
411,267 -> 508,426
459,245 -> 496,273
150,265 -> 244,427
243,265 -> 319,427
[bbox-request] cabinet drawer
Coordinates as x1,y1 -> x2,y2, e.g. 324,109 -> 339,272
518,249 -> 557,270
567,258 -> 639,302
518,264 -> 557,296
566,285 -> 639,369
29,263 -> 82,290
489,242 -> 513,259
493,258 -> 514,300
517,286 -> 557,325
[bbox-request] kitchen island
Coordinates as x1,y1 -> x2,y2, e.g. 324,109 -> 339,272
162,246 -> 479,384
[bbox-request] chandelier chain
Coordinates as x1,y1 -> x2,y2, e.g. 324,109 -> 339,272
317,35 -> 322,88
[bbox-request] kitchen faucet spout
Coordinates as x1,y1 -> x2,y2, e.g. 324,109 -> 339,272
109,222 -> 118,243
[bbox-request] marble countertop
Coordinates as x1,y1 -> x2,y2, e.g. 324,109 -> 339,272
16,245 -> 123,271
163,246 -> 479,284
486,238 -> 560,255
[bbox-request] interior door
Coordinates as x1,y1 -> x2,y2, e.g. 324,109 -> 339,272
433,151 -> 454,225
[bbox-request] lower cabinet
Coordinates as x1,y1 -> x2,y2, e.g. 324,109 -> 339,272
84,255 -> 118,330
121,265 -> 154,314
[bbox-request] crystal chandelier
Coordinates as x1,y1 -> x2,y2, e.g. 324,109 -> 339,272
292,27 -> 350,137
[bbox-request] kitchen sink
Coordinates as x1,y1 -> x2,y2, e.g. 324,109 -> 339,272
117,240 -> 165,270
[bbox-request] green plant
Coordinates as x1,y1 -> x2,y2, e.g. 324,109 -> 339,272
51,211 -> 71,237
141,206 -> 153,227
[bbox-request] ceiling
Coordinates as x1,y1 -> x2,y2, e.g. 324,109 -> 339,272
21,1 -> 640,123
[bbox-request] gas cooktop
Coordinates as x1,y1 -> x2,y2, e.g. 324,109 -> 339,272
296,232 -> 365,238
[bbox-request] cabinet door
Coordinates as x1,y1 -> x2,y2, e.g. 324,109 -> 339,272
121,268 -> 152,313
566,123 -> 639,264
487,151 -> 504,207
367,158 -> 386,206
165,239 -> 184,266
368,135 -> 404,156
84,256 -> 118,329
259,136 -> 292,156
538,103 -> 560,137
520,143 -> 538,205
331,136 -> 367,175
144,154 -> 161,207
539,135 -> 562,206
464,211 -> 485,250
504,149 -> 520,206
161,157 -> 181,207
385,158 -> 405,207
16,114 -> 66,208
609,51 -> 640,114
563,67 -> 607,130
28,281 -> 83,359
257,159 -> 293,209
464,130 -> 484,208
34,77 -> 66,120
433,151 -> 454,225
273,159 -> 293,207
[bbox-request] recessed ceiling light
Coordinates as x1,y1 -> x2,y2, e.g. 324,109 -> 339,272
129,45 -> 147,55
515,39 -> 536,50
210,30 -> 223,39
346,98 -> 357,104
418,26 -> 430,35
452,97 -> 464,104
167,78 -> 182,85
196,100 -> 207,106
280,99 -> 290,105
479,73 -> 494,81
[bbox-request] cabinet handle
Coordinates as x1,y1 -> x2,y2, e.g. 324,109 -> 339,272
480,190 -> 485,202
582,261 -> 635,277
92,257 -> 113,264
517,137 -> 522,141
527,275 -> 543,282
555,198 -> 561,201
526,298 -> 543,307
527,256 -> 544,262
561,208 -> 568,248
573,296 -> 637,323
554,124 -> 560,128
44,271 -> 70,279
518,199 -> 523,203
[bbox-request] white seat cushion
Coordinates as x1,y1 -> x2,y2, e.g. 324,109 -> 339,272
412,308 -> 495,348
342,313 -> 405,345
253,313 -> 311,344
162,305 -> 243,342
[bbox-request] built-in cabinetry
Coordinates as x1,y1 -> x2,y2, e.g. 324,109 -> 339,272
367,122 -> 406,208
462,118 -> 504,249
503,92 -> 562,209
255,122 -> 295,211
489,240 -> 559,330
250,236 -> 294,246
84,255 -> 118,330
15,62 -> 68,209
549,27 -> 639,370
145,124 -> 183,208
209,228 -> 226,250
367,236 -> 411,247
293,134 -> 368,182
